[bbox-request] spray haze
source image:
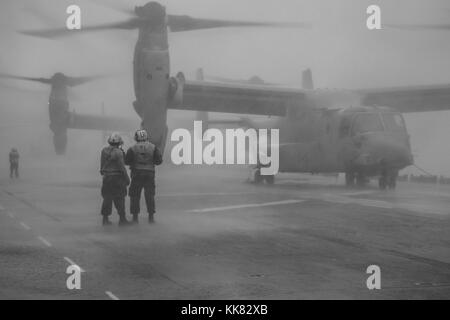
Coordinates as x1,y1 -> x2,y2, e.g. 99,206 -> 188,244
1,0 -> 450,175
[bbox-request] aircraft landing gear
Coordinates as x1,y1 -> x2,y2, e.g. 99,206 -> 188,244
346,171 -> 368,188
250,167 -> 274,185
253,168 -> 264,184
345,171 -> 355,187
264,174 -> 275,185
387,171 -> 398,190
356,172 -> 368,187
378,175 -> 387,190
379,170 -> 398,190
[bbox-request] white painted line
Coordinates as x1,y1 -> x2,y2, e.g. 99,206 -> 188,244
7,211 -> 15,218
157,191 -> 259,198
355,199 -> 393,209
314,193 -> 393,209
64,257 -> 85,273
188,199 -> 305,213
343,191 -> 377,196
19,222 -> 31,231
37,236 -> 52,247
105,291 -> 120,300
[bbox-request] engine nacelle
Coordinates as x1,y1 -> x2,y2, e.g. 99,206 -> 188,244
168,72 -> 185,108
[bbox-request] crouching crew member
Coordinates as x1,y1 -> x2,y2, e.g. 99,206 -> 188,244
100,133 -> 131,226
125,129 -> 163,224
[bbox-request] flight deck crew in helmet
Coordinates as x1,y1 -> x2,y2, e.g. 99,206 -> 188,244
125,129 -> 163,224
100,133 -> 131,226
9,148 -> 19,179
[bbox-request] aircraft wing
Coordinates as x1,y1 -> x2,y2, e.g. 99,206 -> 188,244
358,84 -> 450,113
176,80 -> 309,116
68,112 -> 139,132
178,80 -> 450,115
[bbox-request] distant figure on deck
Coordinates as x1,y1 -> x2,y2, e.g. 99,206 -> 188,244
100,133 -> 131,226
9,148 -> 19,179
125,129 -> 163,224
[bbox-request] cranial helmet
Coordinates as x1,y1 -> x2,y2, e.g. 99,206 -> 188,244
108,132 -> 124,146
134,129 -> 149,142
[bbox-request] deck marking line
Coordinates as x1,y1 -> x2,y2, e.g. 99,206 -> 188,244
37,236 -> 52,247
19,222 -> 31,230
105,291 -> 120,300
343,191 -> 377,196
64,257 -> 85,273
188,199 -> 305,213
157,191 -> 259,198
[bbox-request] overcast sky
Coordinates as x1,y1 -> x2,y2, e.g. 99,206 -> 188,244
1,0 -> 450,174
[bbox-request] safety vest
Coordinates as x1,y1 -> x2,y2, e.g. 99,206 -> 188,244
101,146 -> 124,176
131,141 -> 155,171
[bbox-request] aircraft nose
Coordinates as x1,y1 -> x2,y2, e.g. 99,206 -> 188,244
355,134 -> 413,168
378,141 -> 413,167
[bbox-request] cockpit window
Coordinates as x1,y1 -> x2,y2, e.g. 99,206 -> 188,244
352,113 -> 383,135
382,113 -> 406,131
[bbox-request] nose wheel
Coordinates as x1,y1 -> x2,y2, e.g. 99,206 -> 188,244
345,172 -> 355,187
345,171 -> 368,188
379,170 -> 398,190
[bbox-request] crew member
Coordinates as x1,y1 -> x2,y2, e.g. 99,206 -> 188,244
100,133 -> 131,226
125,129 -> 162,224
9,148 -> 19,179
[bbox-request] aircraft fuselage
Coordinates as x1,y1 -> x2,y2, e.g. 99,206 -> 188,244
248,106 -> 413,183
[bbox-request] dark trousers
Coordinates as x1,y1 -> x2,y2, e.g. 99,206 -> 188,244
101,197 -> 126,217
101,175 -> 127,217
129,172 -> 155,216
10,163 -> 19,178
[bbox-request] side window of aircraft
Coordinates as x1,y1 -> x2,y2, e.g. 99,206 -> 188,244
352,113 -> 383,135
382,113 -> 406,131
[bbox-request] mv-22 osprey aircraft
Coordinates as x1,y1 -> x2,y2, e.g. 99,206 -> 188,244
0,72 -> 134,154
20,1 -> 450,189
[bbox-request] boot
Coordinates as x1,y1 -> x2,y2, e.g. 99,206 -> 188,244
118,216 -> 131,227
148,214 -> 155,224
132,214 -> 139,224
102,216 -> 112,226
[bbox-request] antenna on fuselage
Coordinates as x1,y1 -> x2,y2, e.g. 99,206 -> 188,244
195,68 -> 208,138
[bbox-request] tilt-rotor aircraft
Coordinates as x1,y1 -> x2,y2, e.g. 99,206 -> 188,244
21,2 -> 450,189
0,72 -> 121,154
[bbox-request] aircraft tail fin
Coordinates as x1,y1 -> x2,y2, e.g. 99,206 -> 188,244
302,68 -> 314,90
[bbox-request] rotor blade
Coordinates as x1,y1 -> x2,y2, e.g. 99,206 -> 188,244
0,73 -> 52,84
385,23 -> 450,31
89,0 -> 135,16
168,15 -> 310,32
19,18 -> 141,38
65,75 -> 106,87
